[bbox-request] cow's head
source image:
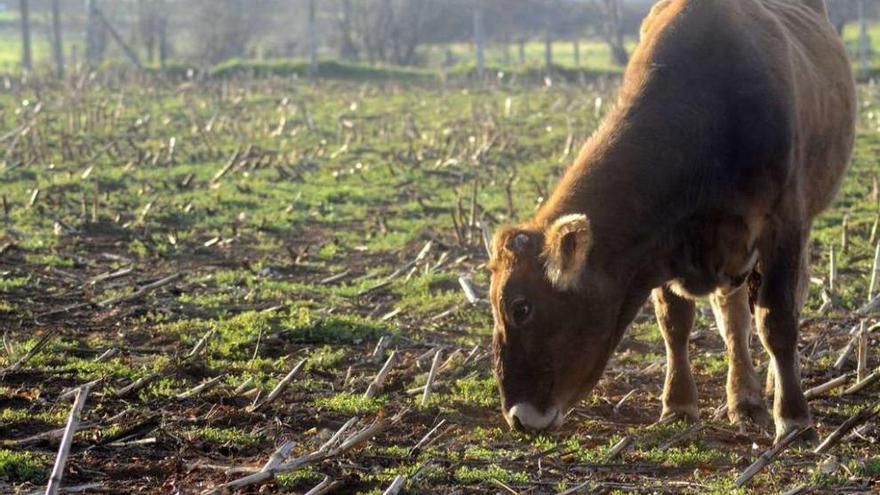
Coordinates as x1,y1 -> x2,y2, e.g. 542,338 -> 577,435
489,214 -> 630,432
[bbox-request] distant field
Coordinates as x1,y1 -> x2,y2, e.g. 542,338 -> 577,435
1,73 -> 879,493
0,18 -> 876,74
424,38 -> 637,73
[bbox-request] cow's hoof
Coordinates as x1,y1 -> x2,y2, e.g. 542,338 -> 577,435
660,404 -> 699,424
729,398 -> 771,428
774,417 -> 818,446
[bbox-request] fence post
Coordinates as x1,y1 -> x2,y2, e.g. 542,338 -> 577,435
474,7 -> 485,78
20,0 -> 32,71
308,0 -> 318,76
544,33 -> 553,72
85,0 -> 100,69
858,0 -> 871,77
158,16 -> 168,69
51,0 -> 64,78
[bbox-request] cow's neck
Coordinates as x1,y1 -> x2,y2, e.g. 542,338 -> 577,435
536,108 -> 699,261
533,98 -> 705,286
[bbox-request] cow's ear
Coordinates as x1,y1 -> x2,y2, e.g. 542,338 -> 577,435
544,214 -> 591,291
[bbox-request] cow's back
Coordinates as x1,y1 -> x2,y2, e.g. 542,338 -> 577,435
627,0 -> 855,221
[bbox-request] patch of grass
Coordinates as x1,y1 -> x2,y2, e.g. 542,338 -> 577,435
24,253 -> 73,267
305,345 -> 347,371
430,375 -> 498,409
283,308 -> 390,345
640,444 -> 732,467
186,426 -> 263,448
692,351 -> 729,376
313,392 -> 386,414
0,276 -> 29,290
454,464 -> 528,485
0,449 -> 47,483
275,466 -> 324,488
0,408 -> 67,426
393,272 -> 462,317
860,456 -> 880,478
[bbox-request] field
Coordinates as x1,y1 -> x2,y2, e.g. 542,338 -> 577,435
1,71 -> 880,495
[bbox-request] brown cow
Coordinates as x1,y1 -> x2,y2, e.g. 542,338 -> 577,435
489,0 -> 855,444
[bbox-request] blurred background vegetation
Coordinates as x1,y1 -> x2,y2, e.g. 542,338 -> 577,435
0,0 -> 877,79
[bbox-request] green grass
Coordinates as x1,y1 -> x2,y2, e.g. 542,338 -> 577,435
313,392 -> 386,415
454,464 -> 528,485
185,426 -> 263,448
1,61 -> 879,493
0,449 -> 47,484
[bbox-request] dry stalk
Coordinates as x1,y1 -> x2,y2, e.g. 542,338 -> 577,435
383,475 -> 405,495
409,419 -> 447,457
98,272 -> 183,308
834,324 -> 862,370
844,368 -> 880,395
814,400 -> 880,454
458,276 -> 480,304
187,329 -> 215,358
59,379 -> 103,401
94,348 -> 120,363
252,359 -> 306,411
116,371 -> 165,398
613,389 -> 636,414
870,241 -> 880,302
734,427 -> 811,488
606,436 -> 632,460
371,336 -> 391,364
233,377 -> 255,395
177,374 -> 226,400
828,244 -> 837,294
303,477 -> 340,495
421,349 -> 443,406
45,384 -> 92,495
804,373 -> 851,400
3,331 -> 53,374
857,322 -> 869,382
364,351 -> 397,399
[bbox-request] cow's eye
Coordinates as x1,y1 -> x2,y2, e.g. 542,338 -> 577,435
510,299 -> 532,325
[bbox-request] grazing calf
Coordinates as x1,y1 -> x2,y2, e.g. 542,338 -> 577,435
489,0 -> 855,443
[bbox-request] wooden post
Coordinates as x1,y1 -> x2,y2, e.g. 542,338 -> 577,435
573,39 -> 580,66
474,7 -> 485,78
858,0 -> 870,76
829,244 -> 837,294
544,33 -> 553,71
158,16 -> 168,69
85,0 -> 100,69
51,0 -> 64,78
19,0 -> 32,71
308,0 -> 318,76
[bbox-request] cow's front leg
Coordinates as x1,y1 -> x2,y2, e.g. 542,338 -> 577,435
754,227 -> 816,444
710,286 -> 770,428
652,285 -> 699,421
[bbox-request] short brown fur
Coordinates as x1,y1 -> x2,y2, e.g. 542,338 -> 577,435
490,0 -> 855,442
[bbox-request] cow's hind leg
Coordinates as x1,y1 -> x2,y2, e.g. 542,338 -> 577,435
710,285 -> 770,428
652,285 -> 699,421
754,226 -> 817,444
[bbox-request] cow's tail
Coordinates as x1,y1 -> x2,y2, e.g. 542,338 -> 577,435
801,0 -> 828,18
